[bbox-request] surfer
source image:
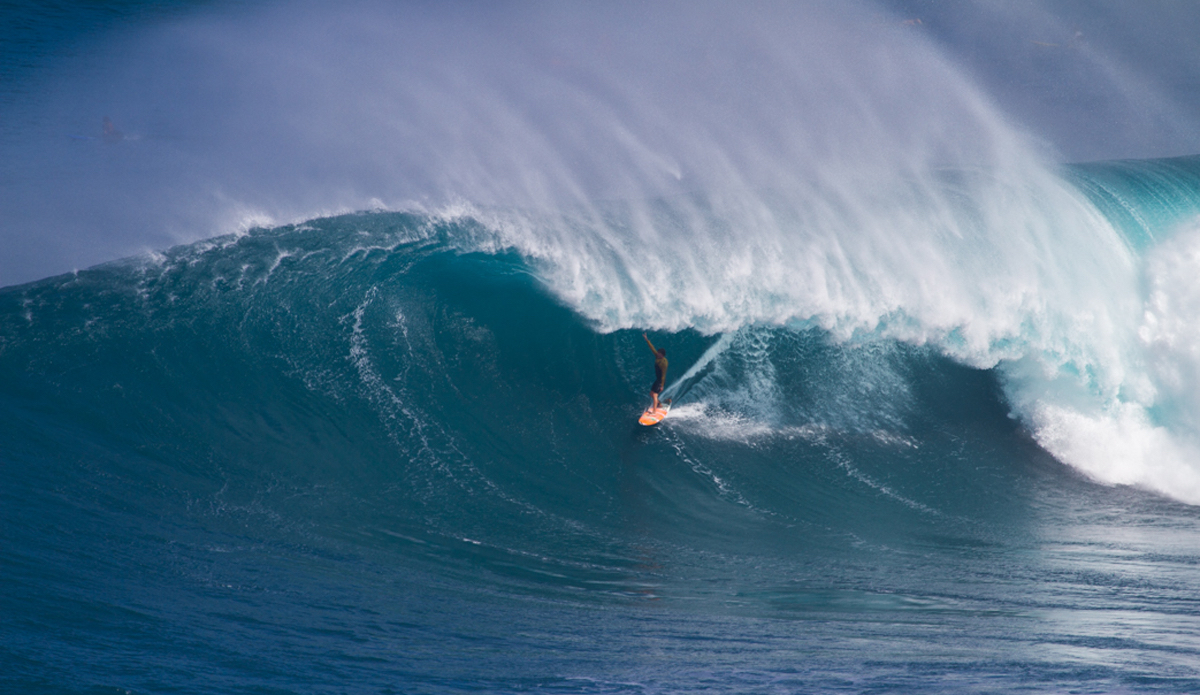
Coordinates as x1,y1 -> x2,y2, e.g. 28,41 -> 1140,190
643,332 -> 668,410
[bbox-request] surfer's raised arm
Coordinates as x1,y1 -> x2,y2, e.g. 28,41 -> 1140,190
643,332 -> 657,355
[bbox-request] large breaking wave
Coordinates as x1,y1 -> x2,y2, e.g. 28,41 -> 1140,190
7,155 -> 1200,513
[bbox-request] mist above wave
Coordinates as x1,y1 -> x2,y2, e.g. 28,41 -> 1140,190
0,0 -> 1062,285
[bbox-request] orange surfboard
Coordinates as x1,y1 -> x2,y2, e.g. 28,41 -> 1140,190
638,402 -> 671,426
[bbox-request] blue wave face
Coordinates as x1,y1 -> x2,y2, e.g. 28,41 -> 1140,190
1065,155 -> 1200,250
4,197 -> 1200,692
0,213 -> 1032,553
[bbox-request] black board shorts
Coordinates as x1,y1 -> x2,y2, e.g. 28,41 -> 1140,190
650,381 -> 664,394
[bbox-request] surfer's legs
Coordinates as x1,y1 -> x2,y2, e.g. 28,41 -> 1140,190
650,380 -> 664,410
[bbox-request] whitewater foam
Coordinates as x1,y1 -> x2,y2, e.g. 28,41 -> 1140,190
1013,220 -> 1200,504
662,402 -> 775,443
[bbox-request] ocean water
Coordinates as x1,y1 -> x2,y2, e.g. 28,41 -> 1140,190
6,2 -> 1200,694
